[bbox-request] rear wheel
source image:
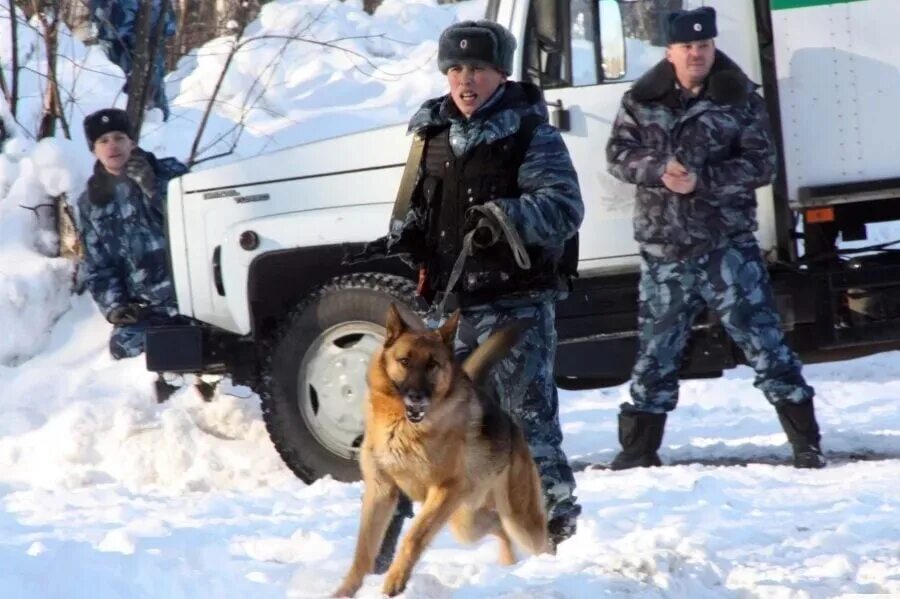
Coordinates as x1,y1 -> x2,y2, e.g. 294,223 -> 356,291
260,273 -> 419,483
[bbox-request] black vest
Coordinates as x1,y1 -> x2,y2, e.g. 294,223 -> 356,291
418,115 -> 574,306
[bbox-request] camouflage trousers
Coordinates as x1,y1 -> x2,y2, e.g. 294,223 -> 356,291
629,240 -> 815,413
109,310 -> 186,360
450,300 -> 580,523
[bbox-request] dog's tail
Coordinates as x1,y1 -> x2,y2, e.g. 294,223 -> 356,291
497,429 -> 550,555
462,319 -> 533,385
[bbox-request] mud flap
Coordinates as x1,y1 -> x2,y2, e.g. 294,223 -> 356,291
145,325 -> 204,372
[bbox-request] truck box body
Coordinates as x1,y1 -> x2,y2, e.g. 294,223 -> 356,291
770,0 -> 900,205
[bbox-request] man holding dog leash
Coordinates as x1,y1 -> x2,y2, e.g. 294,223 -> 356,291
355,20 -> 584,560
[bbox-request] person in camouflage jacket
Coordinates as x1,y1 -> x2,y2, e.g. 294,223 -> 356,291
89,0 -> 176,120
606,7 -> 826,470
77,109 -> 187,361
364,20 -> 584,563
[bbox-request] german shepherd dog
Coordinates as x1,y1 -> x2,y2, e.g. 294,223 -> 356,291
333,305 -> 550,597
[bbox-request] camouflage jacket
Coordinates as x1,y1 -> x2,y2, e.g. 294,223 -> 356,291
386,81 -> 583,305
606,51 -> 776,260
77,148 -> 188,320
89,0 -> 176,49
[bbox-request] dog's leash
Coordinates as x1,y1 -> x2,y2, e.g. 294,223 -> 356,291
434,229 -> 476,317
432,211 -> 532,317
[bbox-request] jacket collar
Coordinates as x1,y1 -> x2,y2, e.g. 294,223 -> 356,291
408,81 -> 547,135
86,160 -> 123,207
86,148 -> 154,207
630,50 -> 756,107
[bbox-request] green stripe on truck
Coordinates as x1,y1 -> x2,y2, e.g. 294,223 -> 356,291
771,0 -> 866,10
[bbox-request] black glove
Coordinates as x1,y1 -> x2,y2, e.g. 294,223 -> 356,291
107,304 -> 142,325
464,208 -> 501,250
342,236 -> 390,265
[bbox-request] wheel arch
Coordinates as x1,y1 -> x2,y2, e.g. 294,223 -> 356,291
246,243 -> 417,341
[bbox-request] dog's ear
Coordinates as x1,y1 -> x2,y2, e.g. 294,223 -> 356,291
437,310 -> 461,350
384,303 -> 407,348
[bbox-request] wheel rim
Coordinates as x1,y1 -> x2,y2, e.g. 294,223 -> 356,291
298,321 -> 384,460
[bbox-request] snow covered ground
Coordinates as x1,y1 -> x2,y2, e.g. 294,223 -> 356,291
0,1 -> 898,597
1,309 -> 898,598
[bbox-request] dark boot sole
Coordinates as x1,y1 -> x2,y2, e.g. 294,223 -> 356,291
609,452 -> 662,471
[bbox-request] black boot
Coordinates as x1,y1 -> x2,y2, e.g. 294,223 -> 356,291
372,494 -> 413,574
154,374 -> 178,403
776,400 -> 827,469
610,407 -> 667,470
547,500 -> 581,550
548,516 -> 575,550
194,379 -> 217,401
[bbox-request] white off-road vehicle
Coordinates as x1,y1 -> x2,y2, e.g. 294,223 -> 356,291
148,0 -> 900,482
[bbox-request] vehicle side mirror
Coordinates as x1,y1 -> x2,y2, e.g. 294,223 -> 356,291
548,99 -> 571,132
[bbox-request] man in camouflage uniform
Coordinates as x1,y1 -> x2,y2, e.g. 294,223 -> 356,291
77,109 -> 188,396
89,1 -> 176,120
363,20 -> 584,561
606,7 -> 826,470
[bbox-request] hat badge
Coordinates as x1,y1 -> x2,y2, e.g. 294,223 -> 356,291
693,23 -> 702,32
101,115 -> 110,123
460,39 -> 468,49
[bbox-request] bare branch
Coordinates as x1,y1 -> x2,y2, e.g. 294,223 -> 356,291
34,3 -> 70,139
188,149 -> 235,167
232,33 -> 416,79
53,52 -> 125,80
8,0 -> 20,116
187,4 -> 253,166
184,23 -> 424,165
125,1 -> 154,137
0,60 -> 8,105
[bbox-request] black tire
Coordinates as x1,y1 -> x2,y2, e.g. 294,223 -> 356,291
260,273 -> 420,483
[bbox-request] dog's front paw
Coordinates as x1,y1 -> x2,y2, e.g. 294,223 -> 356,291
381,566 -> 410,597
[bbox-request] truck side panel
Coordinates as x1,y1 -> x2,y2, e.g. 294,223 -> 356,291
771,0 -> 900,204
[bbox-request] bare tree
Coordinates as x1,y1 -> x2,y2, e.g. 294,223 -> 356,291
168,0 -> 266,69
1,0 -> 22,117
186,0 -> 251,165
59,0 -> 89,39
353,0 -> 468,14
170,0 -> 218,69
186,2 -> 416,165
361,0 -> 382,15
30,1 -> 70,139
124,1 -> 170,138
621,0 -> 683,46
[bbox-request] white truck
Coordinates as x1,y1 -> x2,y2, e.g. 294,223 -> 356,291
147,0 -> 900,483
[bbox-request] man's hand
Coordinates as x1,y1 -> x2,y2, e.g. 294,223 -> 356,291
107,304 -> 142,326
662,171 -> 698,194
662,158 -> 698,194
464,208 -> 501,249
665,158 -> 689,177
